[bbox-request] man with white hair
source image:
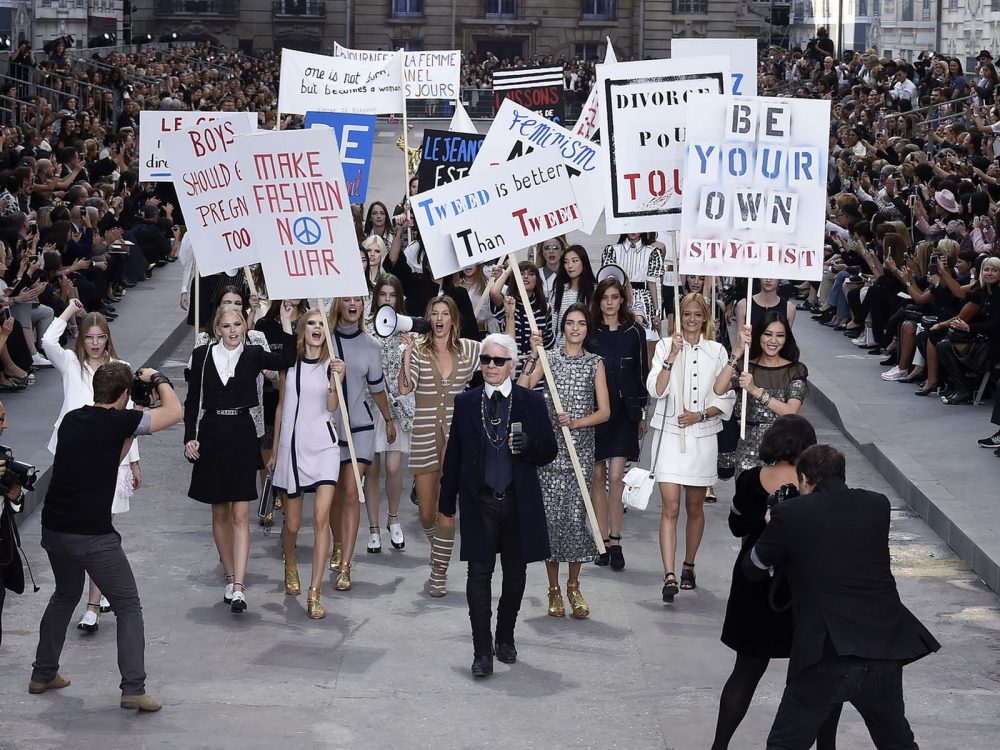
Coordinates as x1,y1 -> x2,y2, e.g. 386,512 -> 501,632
439,333 -> 557,677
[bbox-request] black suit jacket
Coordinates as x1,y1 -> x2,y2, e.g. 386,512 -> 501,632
747,479 -> 939,677
439,384 -> 558,564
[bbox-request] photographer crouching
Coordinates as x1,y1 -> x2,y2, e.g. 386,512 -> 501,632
1,401 -> 36,651
745,444 -> 940,749
28,363 -> 181,712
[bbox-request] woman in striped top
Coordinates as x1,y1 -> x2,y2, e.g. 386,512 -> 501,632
398,295 -> 482,596
489,260 -> 554,372
550,245 -> 597,348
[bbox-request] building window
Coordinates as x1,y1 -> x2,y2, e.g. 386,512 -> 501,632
992,0 -> 1000,11
390,0 -> 424,17
902,0 -> 913,20
672,0 -> 708,13
793,0 -> 804,22
873,0 -> 880,16
805,0 -> 814,19
575,42 -> 602,60
391,38 -> 423,51
483,0 -> 517,17
274,0 -> 325,15
857,0 -> 867,15
581,0 -> 615,19
922,0 -> 931,18
947,0 -> 958,9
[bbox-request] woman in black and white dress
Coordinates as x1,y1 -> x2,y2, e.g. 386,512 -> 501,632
185,303 -> 296,613
646,293 -> 735,602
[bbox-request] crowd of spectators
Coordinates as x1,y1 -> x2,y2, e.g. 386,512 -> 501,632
758,35 -> 1000,454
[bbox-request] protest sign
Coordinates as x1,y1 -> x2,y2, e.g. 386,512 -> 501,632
597,56 -> 729,233
573,39 -> 617,140
449,100 -> 478,134
416,129 -> 485,192
304,111 -> 377,204
333,43 -> 461,100
232,128 -> 367,300
413,150 -> 583,277
679,95 -> 830,281
163,117 -> 260,275
672,38 -> 758,97
493,67 -> 565,124
278,48 -> 404,116
472,98 -> 604,234
139,111 -> 256,182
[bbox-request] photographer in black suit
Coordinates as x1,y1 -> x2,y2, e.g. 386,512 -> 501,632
746,444 -> 940,749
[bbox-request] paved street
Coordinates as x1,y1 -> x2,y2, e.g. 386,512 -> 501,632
1,121 -> 998,749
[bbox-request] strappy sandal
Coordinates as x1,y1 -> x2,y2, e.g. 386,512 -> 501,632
662,573 -> 679,603
680,561 -> 697,590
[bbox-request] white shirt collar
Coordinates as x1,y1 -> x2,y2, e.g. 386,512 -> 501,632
484,379 -> 512,398
212,341 -> 244,385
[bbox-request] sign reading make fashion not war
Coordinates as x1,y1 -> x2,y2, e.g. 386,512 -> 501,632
333,43 -> 461,100
679,95 -> 830,281
278,48 -> 404,115
672,38 -> 759,98
596,56 -> 729,233
416,129 -> 486,193
304,111 -> 377,204
232,128 -> 367,300
413,149 -> 583,278
492,67 -> 566,124
472,98 -> 604,234
139,110 -> 257,182
162,116 -> 260,275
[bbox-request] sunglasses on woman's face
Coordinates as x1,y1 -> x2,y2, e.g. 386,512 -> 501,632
479,355 -> 512,367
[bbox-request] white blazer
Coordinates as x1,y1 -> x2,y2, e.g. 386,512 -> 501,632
42,316 -> 139,464
645,336 -> 735,436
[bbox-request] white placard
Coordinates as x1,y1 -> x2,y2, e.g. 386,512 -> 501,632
413,150 -> 584,276
597,56 -> 730,233
139,111 -> 256,182
163,117 -> 260,275
333,43 -> 461,101
672,38 -> 759,97
278,48 -> 404,116
232,128 -> 368,299
471,98 -> 604,234
679,95 -> 830,281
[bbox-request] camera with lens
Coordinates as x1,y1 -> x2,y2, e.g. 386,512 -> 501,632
766,482 -> 800,509
0,445 -> 37,494
130,369 -> 172,408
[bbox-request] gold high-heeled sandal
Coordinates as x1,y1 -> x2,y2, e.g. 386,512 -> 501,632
328,543 -> 342,572
566,581 -> 590,619
547,585 -> 566,618
335,562 -> 352,591
306,587 -> 326,619
284,558 -> 301,596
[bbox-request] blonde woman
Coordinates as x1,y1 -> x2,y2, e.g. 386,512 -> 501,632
647,293 -> 735,601
399,295 -> 481,596
269,309 -> 346,619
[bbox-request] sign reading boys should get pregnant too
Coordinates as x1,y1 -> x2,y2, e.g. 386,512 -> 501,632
679,95 -> 831,280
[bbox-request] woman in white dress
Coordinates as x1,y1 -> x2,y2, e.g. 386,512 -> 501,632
42,300 -> 139,633
646,293 -> 735,602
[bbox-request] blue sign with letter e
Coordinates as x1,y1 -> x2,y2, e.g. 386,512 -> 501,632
304,111 -> 377,204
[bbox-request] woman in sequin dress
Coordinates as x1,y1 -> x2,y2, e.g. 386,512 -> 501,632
518,304 -> 610,620
713,312 -> 809,481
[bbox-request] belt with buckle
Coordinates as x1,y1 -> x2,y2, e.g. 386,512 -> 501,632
211,408 -> 246,416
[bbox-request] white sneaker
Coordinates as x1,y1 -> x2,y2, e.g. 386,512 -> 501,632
99,596 -> 111,612
881,367 -> 906,381
388,522 -> 405,550
77,610 -> 99,632
367,529 -> 382,553
31,352 -> 53,368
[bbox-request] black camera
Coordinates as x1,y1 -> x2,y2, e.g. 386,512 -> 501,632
766,483 -> 800,509
130,369 -> 171,407
0,445 -> 37,494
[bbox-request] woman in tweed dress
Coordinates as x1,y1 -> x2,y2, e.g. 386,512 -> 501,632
399,295 -> 481,597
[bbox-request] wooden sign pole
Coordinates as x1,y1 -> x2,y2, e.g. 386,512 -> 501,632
507,252 -> 605,555
669,231 -> 685,453
400,66 -> 413,247
473,256 -> 509,318
318,299 -> 366,504
243,267 -> 258,298
193,261 -> 200,345
740,284 -> 753,441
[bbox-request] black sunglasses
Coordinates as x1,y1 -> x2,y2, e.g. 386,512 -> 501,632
479,355 -> 512,367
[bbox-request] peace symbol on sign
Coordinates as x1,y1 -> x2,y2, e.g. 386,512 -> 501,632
293,216 -> 322,246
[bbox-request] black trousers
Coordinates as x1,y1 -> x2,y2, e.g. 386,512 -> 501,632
32,529 -> 146,695
466,489 -> 526,656
767,657 -> 917,749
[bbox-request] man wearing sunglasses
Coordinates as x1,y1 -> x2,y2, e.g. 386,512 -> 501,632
439,333 -> 558,677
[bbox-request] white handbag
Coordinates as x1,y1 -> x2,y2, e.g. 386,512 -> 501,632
622,413 -> 668,512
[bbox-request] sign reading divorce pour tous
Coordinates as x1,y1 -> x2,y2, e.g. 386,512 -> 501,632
679,96 -> 831,281
233,128 -> 368,300
597,56 -> 729,233
413,149 -> 583,277
278,48 -> 404,116
163,116 -> 260,275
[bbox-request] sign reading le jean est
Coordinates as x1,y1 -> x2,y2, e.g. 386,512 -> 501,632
679,95 -> 831,281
